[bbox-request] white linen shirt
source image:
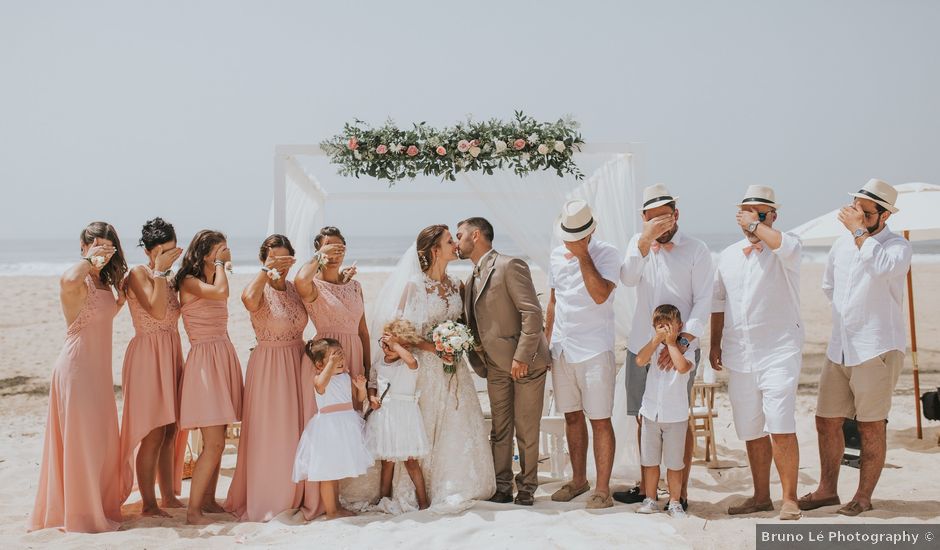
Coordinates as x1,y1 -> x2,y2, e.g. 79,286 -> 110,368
619,231 -> 714,355
638,345 -> 696,423
713,232 -> 804,373
823,227 -> 912,366
548,238 -> 621,362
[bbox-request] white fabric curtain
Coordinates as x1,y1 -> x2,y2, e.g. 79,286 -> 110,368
267,159 -> 327,266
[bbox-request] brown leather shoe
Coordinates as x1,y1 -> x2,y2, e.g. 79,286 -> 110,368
727,498 -> 774,515
488,490 -> 513,504
797,492 -> 841,511
836,500 -> 872,516
551,481 -> 590,502
514,491 -> 534,506
779,501 -> 802,520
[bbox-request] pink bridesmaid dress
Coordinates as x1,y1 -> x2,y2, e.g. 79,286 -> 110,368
178,296 -> 243,429
223,282 -> 308,522
118,267 -> 186,503
29,275 -> 123,533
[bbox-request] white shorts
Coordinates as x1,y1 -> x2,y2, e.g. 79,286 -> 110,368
640,417 -> 687,471
551,351 -> 616,420
727,356 -> 801,441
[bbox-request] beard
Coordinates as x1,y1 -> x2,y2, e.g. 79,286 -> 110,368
866,219 -> 882,235
656,225 -> 678,244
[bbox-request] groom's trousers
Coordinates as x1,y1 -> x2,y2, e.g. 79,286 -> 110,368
487,364 -> 547,495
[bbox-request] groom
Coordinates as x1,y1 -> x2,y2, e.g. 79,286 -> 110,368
456,217 -> 550,506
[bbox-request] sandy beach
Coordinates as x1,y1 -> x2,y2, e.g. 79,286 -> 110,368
1,264 -> 938,549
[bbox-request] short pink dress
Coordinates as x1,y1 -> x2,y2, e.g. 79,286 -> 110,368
30,276 -> 123,533
119,267 -> 186,502
178,295 -> 243,429
224,282 -> 308,522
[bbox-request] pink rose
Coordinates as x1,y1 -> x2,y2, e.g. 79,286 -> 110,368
470,139 -> 480,147
513,138 -> 526,150
435,342 -> 445,351
406,145 -> 419,157
444,346 -> 453,354
347,137 -> 359,150
457,139 -> 471,153
436,146 -> 446,156
376,144 -> 388,155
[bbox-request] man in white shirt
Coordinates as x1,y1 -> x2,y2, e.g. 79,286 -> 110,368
545,199 -> 620,509
800,179 -> 912,517
711,185 -> 803,521
614,183 -> 713,509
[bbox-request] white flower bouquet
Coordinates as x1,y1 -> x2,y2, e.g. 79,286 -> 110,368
428,320 -> 476,374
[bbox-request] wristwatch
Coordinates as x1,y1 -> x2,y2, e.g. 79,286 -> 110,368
153,268 -> 172,278
853,228 -> 868,239
677,336 -> 690,349
747,221 -> 760,233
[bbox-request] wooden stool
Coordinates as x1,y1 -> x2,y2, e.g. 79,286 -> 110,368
689,382 -> 719,466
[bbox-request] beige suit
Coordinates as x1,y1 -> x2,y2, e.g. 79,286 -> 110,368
464,250 -> 550,495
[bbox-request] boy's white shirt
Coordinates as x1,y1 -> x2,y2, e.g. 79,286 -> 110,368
638,343 -> 696,423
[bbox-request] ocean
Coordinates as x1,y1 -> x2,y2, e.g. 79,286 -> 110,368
2,234 -> 940,276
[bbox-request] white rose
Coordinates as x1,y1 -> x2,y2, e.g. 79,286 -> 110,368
520,152 -> 530,162
469,146 -> 481,157
554,141 -> 565,152
527,133 -> 539,144
494,140 -> 507,153
451,336 -> 466,347
537,143 -> 550,155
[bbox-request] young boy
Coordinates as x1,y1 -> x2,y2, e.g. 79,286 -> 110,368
634,304 -> 695,518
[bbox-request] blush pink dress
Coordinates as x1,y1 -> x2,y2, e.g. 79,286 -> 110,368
224,282 -> 309,522
178,294 -> 243,429
29,275 -> 123,533
118,267 -> 186,503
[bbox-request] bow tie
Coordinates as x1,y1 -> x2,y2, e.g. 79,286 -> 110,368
743,243 -> 764,256
564,252 -> 575,260
651,241 -> 674,252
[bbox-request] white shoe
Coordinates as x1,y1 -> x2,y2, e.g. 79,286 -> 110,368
667,500 -> 688,519
636,497 -> 660,514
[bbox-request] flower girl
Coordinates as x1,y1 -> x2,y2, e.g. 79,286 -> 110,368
365,320 -> 430,510
293,338 -> 373,519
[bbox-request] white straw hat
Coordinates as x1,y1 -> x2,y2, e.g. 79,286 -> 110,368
558,199 -> 597,242
640,183 -> 678,211
849,178 -> 899,213
738,185 -> 780,208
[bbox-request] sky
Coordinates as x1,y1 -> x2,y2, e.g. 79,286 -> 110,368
2,0 -> 939,241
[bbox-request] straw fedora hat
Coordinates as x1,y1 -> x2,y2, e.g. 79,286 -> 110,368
640,183 -> 678,211
738,185 -> 780,208
558,199 -> 597,242
849,178 -> 899,213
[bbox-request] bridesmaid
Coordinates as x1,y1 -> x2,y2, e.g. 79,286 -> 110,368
223,235 -> 308,522
119,218 -> 185,516
176,230 -> 244,525
30,222 -> 128,533
295,226 -> 370,380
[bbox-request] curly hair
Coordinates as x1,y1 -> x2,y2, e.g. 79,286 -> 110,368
80,221 -> 127,289
138,217 -> 177,251
174,230 -> 226,288
381,319 -> 424,346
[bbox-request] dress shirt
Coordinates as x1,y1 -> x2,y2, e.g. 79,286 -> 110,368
713,232 -> 804,373
620,231 -> 714,354
548,238 -> 621,362
638,345 -> 696,423
823,227 -> 912,366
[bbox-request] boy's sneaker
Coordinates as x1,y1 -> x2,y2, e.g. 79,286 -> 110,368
636,497 -> 660,514
667,500 -> 688,519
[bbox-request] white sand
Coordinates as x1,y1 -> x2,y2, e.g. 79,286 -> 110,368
1,266 -> 938,549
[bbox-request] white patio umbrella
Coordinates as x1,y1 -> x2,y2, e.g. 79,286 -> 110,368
790,182 -> 940,439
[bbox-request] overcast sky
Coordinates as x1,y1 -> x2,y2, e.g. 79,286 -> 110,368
2,0 -> 939,240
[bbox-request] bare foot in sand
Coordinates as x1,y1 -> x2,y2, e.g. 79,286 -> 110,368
201,500 -> 226,514
186,511 -> 215,525
162,497 -> 185,509
141,504 -> 171,518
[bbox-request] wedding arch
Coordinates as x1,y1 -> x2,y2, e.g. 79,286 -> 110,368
267,117 -> 647,479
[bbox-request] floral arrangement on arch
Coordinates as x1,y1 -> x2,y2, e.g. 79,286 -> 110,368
320,111 -> 585,183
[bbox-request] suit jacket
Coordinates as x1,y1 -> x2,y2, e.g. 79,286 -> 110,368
463,251 -> 551,378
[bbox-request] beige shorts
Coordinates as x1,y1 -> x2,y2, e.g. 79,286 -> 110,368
816,351 -> 904,422
551,351 -> 616,420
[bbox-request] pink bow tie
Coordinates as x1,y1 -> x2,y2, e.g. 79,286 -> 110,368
743,243 -> 764,256
651,241 -> 674,252
564,252 -> 575,260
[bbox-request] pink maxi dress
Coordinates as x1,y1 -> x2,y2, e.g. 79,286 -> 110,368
224,282 -> 309,522
178,296 -> 243,429
29,276 -> 123,533
118,267 -> 186,503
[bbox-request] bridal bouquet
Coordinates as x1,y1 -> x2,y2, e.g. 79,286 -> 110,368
428,321 -> 475,374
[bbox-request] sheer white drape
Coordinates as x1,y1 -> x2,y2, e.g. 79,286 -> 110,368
267,160 -> 326,266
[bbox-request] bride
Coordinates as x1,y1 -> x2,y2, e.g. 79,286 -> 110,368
349,224 -> 495,512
